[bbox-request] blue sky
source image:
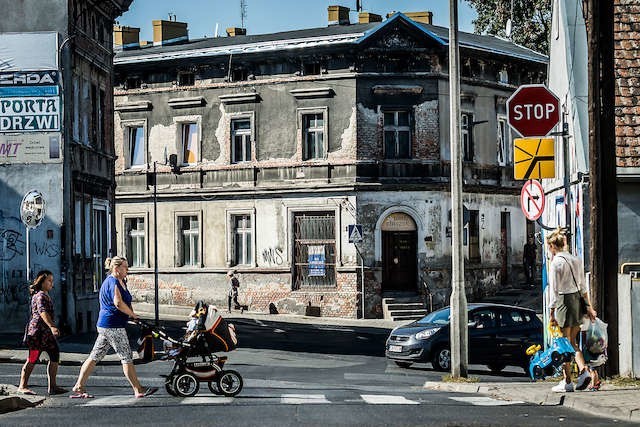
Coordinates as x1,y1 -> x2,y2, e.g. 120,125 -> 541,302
118,0 -> 478,41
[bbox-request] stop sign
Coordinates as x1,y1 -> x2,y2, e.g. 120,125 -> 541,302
507,84 -> 560,137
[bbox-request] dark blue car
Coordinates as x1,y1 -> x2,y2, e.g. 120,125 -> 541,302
385,303 -> 543,373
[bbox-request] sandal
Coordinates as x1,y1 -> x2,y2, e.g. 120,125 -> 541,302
48,386 -> 69,395
69,392 -> 94,399
17,388 -> 36,396
135,387 -> 158,398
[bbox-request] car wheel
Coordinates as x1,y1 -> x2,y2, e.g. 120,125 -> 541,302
394,361 -> 413,369
432,347 -> 451,371
551,351 -> 562,363
486,363 -> 506,373
533,365 -> 544,379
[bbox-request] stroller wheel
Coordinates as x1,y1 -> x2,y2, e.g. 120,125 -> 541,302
207,381 -> 221,395
173,373 -> 200,397
216,370 -> 243,397
165,377 -> 177,396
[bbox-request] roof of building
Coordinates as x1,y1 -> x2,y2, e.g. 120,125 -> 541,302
115,12 -> 548,66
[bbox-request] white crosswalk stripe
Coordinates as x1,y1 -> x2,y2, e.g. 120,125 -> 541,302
281,394 -> 330,404
181,396 -> 234,405
81,395 -> 139,407
449,396 -> 525,406
360,394 -> 420,405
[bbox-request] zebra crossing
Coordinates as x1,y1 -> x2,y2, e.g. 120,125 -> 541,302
73,392 -> 521,408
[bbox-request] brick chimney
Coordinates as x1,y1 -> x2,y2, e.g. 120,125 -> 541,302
113,25 -> 140,49
226,27 -> 247,37
400,11 -> 433,25
152,19 -> 188,46
328,5 -> 350,25
358,12 -> 382,24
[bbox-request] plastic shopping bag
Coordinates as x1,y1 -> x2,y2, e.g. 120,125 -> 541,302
582,317 -> 608,355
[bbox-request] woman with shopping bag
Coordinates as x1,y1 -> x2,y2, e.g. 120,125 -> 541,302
546,228 -> 597,392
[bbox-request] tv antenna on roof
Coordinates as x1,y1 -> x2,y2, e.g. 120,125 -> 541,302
240,0 -> 247,29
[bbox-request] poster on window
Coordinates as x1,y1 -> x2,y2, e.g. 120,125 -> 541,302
308,245 -> 325,277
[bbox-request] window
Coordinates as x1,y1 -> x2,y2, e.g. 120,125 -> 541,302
383,111 -> 411,159
497,117 -> 508,166
293,212 -> 336,289
471,309 -> 496,329
302,113 -> 324,160
178,215 -> 199,266
231,69 -> 248,82
231,119 -> 252,163
125,217 -> 146,268
500,310 -> 526,327
462,112 -> 474,162
92,206 -> 108,292
127,126 -> 145,168
232,215 -> 253,266
181,123 -> 198,165
125,76 -> 141,90
178,72 -> 195,86
467,209 -> 480,262
303,62 -> 321,75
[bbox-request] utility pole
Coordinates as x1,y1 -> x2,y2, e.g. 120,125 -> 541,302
448,0 -> 467,378
153,161 -> 159,326
586,0 -> 617,373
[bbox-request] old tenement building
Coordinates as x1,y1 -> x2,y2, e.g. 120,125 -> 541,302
113,8 -> 546,318
0,0 -> 133,332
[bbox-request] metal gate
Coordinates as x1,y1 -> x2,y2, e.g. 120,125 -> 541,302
293,213 -> 336,289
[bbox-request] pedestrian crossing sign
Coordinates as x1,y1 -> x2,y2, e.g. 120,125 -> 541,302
348,224 -> 363,243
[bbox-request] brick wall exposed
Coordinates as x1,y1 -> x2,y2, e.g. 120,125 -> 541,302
615,0 -> 640,167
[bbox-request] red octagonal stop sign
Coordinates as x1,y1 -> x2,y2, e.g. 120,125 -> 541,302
507,84 -> 560,137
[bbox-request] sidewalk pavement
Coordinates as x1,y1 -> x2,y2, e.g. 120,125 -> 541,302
1,304 -> 639,423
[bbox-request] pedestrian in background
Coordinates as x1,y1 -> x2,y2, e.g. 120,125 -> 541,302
18,270 -> 67,395
71,256 -> 157,398
523,235 -> 537,287
546,228 -> 597,392
227,270 -> 241,313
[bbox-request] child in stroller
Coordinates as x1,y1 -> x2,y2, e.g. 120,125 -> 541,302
136,300 -> 242,397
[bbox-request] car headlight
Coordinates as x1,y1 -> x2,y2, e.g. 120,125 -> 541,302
415,328 -> 440,340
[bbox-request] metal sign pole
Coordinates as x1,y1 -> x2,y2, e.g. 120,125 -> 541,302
26,227 -> 30,281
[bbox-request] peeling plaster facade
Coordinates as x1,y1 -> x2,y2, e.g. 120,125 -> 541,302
113,13 -> 547,318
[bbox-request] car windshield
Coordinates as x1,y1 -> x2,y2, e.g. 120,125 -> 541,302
416,308 -> 450,325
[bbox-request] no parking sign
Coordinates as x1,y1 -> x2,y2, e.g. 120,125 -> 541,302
520,180 -> 545,221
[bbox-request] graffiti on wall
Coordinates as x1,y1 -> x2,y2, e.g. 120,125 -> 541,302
262,247 -> 284,266
34,241 -> 60,257
0,227 -> 25,261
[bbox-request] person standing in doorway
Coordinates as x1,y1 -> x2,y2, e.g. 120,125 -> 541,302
227,270 -> 241,313
523,235 -> 537,287
18,270 -> 67,395
546,228 -> 597,393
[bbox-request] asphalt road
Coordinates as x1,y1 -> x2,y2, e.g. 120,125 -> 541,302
0,318 -> 631,426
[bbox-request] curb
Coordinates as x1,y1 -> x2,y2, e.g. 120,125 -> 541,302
0,385 -> 46,414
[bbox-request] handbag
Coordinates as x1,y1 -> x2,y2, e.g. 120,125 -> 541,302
559,256 -> 589,316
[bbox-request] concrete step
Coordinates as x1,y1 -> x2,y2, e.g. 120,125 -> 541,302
391,314 -> 425,321
386,302 -> 425,311
382,297 -> 424,305
389,309 -> 428,317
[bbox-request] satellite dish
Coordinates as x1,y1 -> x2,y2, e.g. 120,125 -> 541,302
20,190 -> 46,229
505,19 -> 512,38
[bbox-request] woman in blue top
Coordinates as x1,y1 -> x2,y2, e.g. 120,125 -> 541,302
71,256 -> 157,398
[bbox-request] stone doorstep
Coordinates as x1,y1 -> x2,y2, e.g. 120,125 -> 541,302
0,385 -> 46,414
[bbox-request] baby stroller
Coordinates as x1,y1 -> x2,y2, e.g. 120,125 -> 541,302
135,301 -> 243,397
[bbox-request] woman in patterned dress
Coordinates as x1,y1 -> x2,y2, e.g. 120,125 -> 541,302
18,270 -> 67,395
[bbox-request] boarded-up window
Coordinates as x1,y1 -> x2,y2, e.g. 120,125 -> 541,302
293,212 -> 336,289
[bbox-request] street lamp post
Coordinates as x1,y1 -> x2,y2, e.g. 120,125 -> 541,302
449,0 -> 468,378
153,161 -> 159,325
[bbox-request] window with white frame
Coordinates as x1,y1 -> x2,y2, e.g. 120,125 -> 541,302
231,119 -> 252,163
125,217 -> 146,268
462,112 -> 474,162
127,125 -> 145,168
177,215 -> 199,266
302,113 -> 325,160
497,117 -> 508,166
383,110 -> 411,159
232,214 -> 253,266
181,123 -> 198,165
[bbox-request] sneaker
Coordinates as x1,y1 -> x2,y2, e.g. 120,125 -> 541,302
575,369 -> 592,391
551,379 -> 574,393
